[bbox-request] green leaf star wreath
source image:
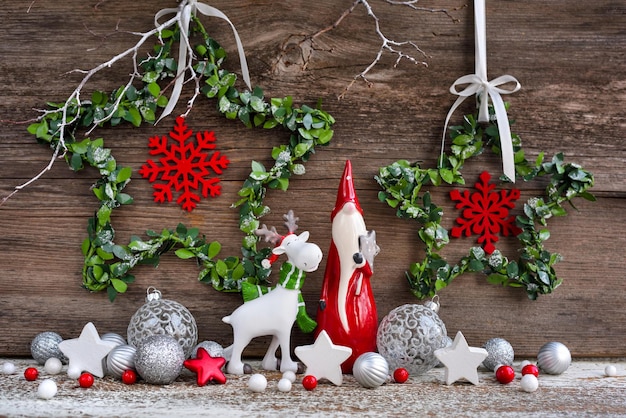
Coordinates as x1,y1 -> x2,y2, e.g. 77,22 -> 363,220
375,108 -> 595,300
22,8 -> 334,301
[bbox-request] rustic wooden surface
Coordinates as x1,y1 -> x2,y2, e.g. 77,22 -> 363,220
1,358 -> 626,417
0,0 -> 624,360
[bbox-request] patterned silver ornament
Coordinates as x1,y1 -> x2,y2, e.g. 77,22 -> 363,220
377,302 -> 448,376
537,341 -> 571,375
106,344 -> 137,379
353,352 -> 389,388
30,332 -> 67,365
135,334 -> 185,384
101,333 -> 126,347
482,338 -> 515,371
192,341 -> 224,359
127,288 -> 198,358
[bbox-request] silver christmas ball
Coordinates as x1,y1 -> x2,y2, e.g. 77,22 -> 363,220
127,289 -> 198,358
31,332 -> 67,365
537,341 -> 571,375
106,344 -> 137,379
482,338 -> 515,371
101,333 -> 126,347
192,341 -> 224,359
377,303 -> 448,376
353,352 -> 389,388
135,335 -> 185,384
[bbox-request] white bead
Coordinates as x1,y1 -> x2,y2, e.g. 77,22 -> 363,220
277,378 -> 292,392
44,358 -> 63,375
1,361 -> 16,375
604,365 -> 617,377
520,374 -> 539,392
282,370 -> 296,383
519,360 -> 531,369
247,374 -> 267,392
67,365 -> 82,379
37,379 -> 58,399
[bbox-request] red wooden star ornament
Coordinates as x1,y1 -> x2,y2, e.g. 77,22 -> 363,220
183,347 -> 227,386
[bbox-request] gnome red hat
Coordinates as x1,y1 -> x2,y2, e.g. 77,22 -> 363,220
331,160 -> 363,220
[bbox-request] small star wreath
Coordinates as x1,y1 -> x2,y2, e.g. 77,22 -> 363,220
375,108 -> 595,300
23,9 -> 334,301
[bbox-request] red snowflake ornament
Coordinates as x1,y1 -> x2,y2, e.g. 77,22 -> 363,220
449,171 -> 522,254
139,116 -> 229,212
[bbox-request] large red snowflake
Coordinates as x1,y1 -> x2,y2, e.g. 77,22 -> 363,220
139,116 -> 229,212
449,171 -> 522,254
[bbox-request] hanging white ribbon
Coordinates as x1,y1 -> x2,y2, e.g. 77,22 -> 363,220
155,0 -> 252,123
440,0 -> 521,182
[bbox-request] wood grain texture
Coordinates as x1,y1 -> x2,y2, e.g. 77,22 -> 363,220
0,0 -> 624,359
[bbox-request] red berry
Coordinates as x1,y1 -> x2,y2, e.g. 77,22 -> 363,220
521,364 -> 539,377
121,369 -> 137,385
78,372 -> 94,388
495,365 -> 515,384
24,367 -> 39,381
302,375 -> 317,391
393,368 -> 409,383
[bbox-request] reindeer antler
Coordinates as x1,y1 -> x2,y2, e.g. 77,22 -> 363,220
255,224 -> 283,245
283,210 -> 299,234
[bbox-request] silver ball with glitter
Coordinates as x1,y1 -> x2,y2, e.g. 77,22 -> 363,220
376,300 -> 448,376
482,338 -> 515,371
192,341 -> 224,359
537,341 -> 571,375
106,344 -> 137,379
127,288 -> 198,358
353,352 -> 389,388
135,335 -> 185,384
30,332 -> 67,365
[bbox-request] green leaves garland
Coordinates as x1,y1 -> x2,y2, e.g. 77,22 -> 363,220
375,109 -> 595,300
26,17 -> 334,301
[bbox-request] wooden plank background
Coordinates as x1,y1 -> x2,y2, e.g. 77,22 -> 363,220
0,0 -> 624,359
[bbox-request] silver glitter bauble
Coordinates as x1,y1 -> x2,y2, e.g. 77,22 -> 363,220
101,333 -> 126,347
537,341 -> 571,375
482,338 -> 515,371
30,332 -> 67,365
376,302 -> 448,376
192,341 -> 224,359
353,352 -> 389,389
127,288 -> 198,358
135,335 -> 185,384
106,344 -> 137,379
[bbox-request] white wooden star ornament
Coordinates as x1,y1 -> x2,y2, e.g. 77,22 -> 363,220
58,322 -> 117,379
294,330 -> 352,386
434,331 -> 488,385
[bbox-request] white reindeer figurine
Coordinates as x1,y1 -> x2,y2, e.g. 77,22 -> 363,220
222,210 -> 323,375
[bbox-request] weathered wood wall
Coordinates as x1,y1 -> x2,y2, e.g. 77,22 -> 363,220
0,0 -> 624,359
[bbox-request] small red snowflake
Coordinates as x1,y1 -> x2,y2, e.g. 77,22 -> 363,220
449,171 -> 522,254
139,116 -> 229,212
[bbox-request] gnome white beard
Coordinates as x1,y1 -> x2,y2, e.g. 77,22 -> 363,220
331,202 -> 367,333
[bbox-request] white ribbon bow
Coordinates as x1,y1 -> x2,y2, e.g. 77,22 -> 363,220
155,0 -> 252,123
441,0 -> 521,182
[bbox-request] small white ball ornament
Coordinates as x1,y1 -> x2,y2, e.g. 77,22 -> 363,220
248,373 -> 267,392
37,379 -> 58,400
537,341 -> 571,375
1,361 -> 16,375
277,378 -> 292,392
282,370 -> 296,383
520,374 -> 539,392
353,352 -> 389,389
604,365 -> 617,377
44,358 -> 63,375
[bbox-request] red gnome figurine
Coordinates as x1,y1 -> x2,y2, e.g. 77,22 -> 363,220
316,160 -> 380,373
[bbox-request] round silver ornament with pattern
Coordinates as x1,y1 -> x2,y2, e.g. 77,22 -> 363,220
127,288 -> 198,358
376,301 -> 448,376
